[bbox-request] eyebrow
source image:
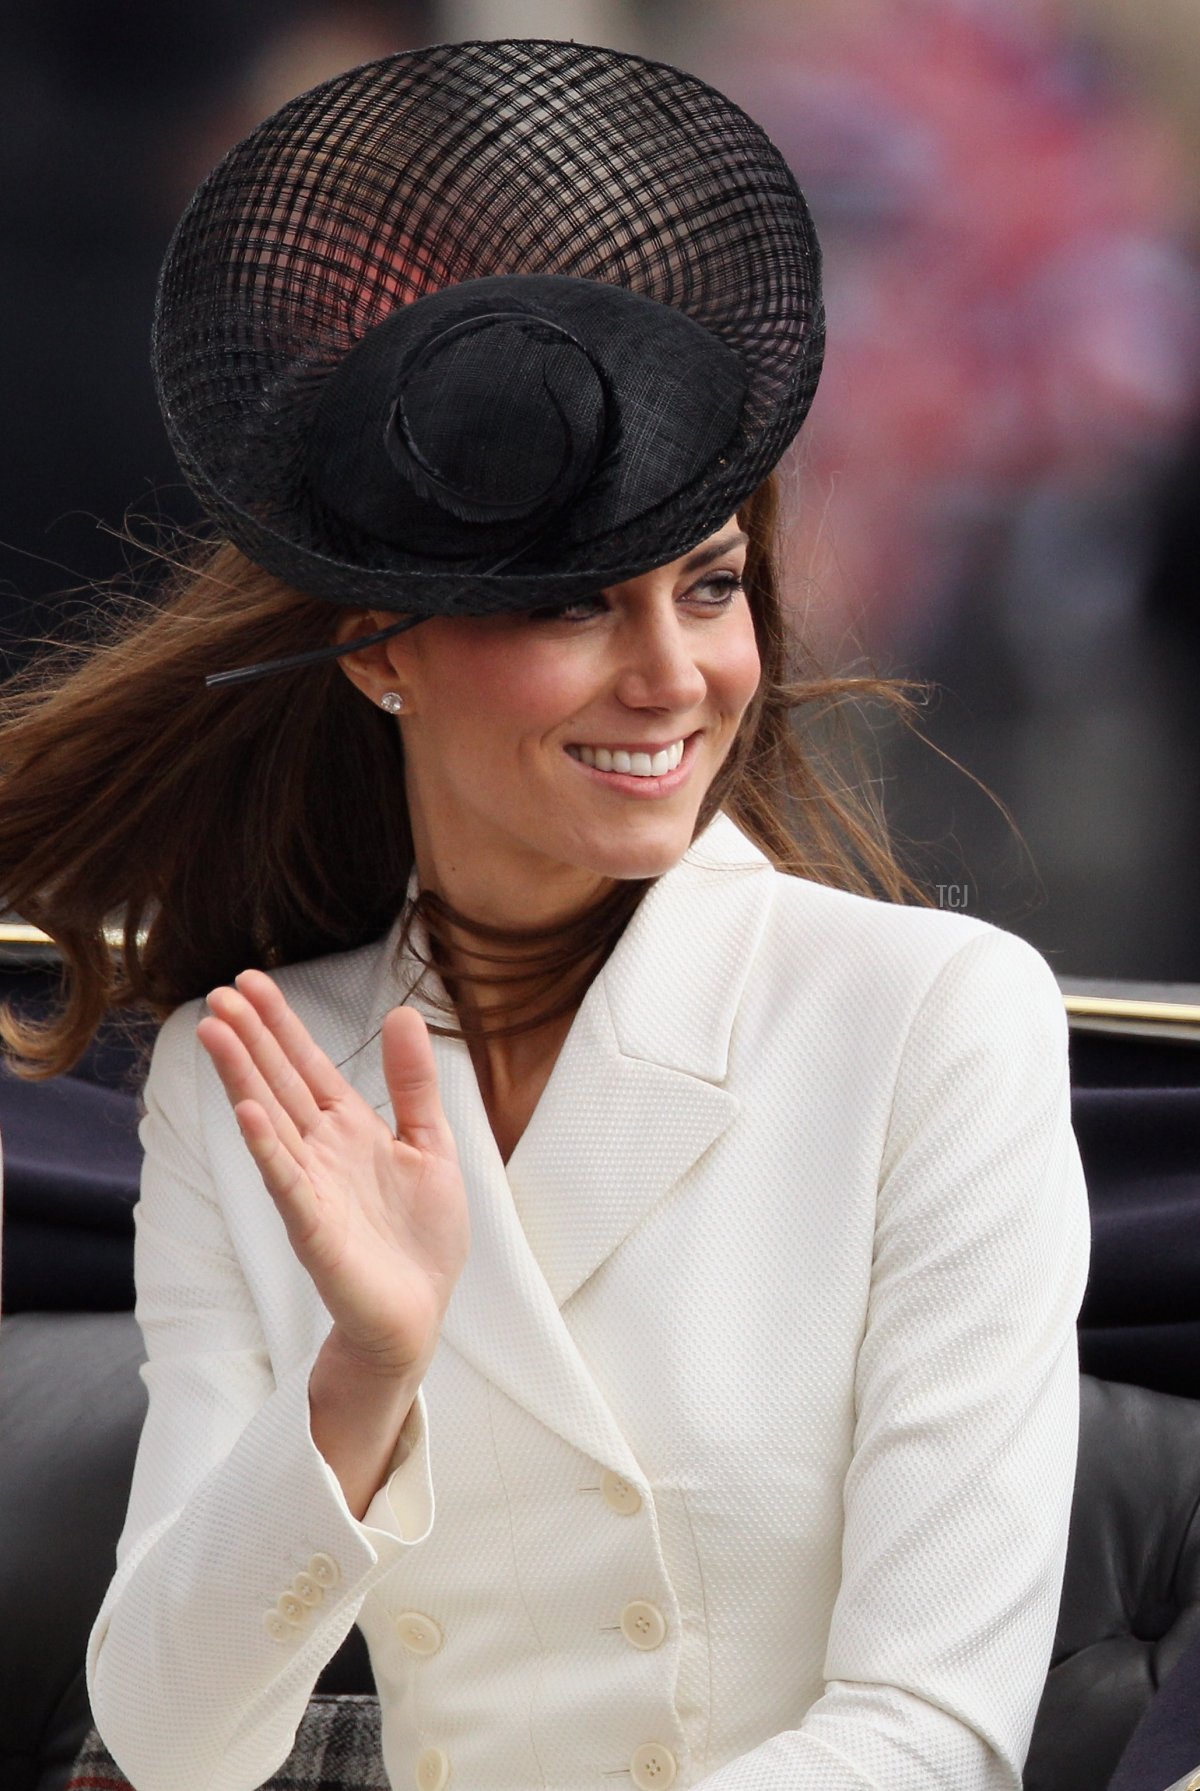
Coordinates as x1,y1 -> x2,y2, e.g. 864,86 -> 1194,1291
681,529 -> 749,572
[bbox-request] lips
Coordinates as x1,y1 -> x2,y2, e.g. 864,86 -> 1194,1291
565,738 -> 686,777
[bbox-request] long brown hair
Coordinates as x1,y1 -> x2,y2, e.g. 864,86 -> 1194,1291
0,473 -> 924,1077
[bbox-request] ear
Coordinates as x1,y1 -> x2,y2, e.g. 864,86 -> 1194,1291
334,609 -> 418,709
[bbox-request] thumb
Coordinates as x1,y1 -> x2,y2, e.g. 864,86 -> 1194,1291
382,1004 -> 453,1154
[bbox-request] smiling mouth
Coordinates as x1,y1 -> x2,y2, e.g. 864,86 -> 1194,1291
565,738 -> 688,777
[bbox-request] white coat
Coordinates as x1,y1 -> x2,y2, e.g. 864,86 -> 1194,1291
87,810 -> 1090,1791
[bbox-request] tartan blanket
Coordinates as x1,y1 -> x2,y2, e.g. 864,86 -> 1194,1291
66,1694 -> 388,1791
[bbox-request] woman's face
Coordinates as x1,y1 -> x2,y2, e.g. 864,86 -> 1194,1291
350,517 -> 761,918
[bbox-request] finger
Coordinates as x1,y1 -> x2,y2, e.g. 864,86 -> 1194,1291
232,969 -> 352,1111
231,1098 -> 321,1248
197,1010 -> 308,1162
205,983 -> 324,1139
381,1005 -> 455,1156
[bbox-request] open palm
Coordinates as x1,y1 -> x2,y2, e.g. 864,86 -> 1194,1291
197,968 -> 470,1383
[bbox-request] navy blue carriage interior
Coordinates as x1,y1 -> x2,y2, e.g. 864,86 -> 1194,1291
2,943 -> 1199,1791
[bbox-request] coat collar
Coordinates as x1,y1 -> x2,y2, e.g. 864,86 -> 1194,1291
347,811 -> 774,1480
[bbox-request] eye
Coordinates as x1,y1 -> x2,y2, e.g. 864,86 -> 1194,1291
525,569 -> 745,625
689,570 -> 745,607
525,594 -> 609,624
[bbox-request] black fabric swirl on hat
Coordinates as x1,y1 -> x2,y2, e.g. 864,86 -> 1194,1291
302,275 -> 747,561
383,307 -> 609,529
152,37 -> 824,622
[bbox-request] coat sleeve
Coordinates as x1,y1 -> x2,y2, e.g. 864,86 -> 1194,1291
693,925 -> 1091,1791
86,1001 -> 435,1791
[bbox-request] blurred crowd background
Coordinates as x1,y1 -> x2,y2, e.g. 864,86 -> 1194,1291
2,0 -> 1198,980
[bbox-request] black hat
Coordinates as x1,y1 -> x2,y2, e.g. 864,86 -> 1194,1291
152,39 -> 824,682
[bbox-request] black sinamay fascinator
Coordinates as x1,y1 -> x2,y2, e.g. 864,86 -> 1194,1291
150,38 -> 825,686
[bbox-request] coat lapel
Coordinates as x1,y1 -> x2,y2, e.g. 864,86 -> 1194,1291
346,811 -> 774,1478
503,815 -> 773,1307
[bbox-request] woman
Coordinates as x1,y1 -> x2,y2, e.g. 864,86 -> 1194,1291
0,39 -> 1088,1791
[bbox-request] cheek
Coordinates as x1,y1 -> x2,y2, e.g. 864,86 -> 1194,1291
436,638 -> 583,746
719,616 -> 763,716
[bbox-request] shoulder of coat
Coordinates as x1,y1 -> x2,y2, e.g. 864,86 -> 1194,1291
259,927 -> 400,1045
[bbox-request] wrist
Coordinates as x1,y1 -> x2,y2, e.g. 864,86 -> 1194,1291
309,1336 -> 426,1518
318,1322 -> 427,1386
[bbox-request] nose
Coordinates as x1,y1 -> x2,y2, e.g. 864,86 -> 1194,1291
612,601 -> 708,713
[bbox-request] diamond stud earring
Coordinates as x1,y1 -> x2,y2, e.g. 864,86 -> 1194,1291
379,692 -> 406,714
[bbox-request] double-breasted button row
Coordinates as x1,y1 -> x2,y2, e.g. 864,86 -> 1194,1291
413,1738 -> 675,1788
262,1552 -> 341,1642
620,1599 -> 667,1650
396,1610 -> 444,1655
601,1469 -> 643,1515
415,1745 -> 450,1790
630,1742 -> 677,1788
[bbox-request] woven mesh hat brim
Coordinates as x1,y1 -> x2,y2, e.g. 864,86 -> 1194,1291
153,38 -> 825,614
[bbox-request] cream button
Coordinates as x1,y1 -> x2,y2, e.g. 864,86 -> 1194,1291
293,1570 -> 324,1607
396,1611 -> 444,1656
263,1609 -> 292,1643
601,1470 -> 642,1515
309,1552 -> 341,1589
415,1745 -> 450,1791
621,1600 -> 667,1650
630,1743 -> 676,1789
278,1591 -> 307,1625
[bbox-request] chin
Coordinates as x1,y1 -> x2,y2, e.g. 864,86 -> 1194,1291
575,821 -> 700,883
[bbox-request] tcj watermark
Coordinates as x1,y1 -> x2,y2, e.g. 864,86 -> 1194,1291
935,883 -> 971,910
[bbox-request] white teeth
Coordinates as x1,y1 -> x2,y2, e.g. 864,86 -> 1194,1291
569,737 -> 688,776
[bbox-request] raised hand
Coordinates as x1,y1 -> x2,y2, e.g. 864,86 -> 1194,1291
197,969 -> 470,1389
